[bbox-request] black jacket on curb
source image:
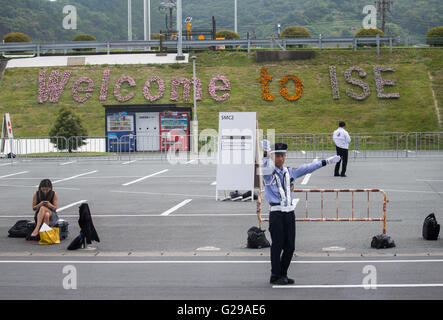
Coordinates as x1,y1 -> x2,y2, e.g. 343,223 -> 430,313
79,203 -> 100,244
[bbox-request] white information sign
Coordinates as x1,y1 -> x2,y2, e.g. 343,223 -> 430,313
216,112 -> 257,200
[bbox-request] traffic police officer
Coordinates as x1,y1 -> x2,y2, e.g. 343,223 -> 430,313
261,141 -> 340,285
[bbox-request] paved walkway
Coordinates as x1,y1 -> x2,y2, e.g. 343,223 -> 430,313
5,53 -> 189,69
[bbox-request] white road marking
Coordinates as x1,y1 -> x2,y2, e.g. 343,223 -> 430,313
384,189 -> 443,194
110,190 -> 212,198
0,171 -> 28,179
51,170 -> 98,185
185,159 -> 197,164
301,174 -> 311,185
160,199 -> 192,216
273,283 -> 443,289
211,181 -> 216,185
0,184 -> 80,191
57,200 -> 87,212
0,259 -> 442,265
122,169 -> 169,186
60,161 -> 75,166
0,163 -> 12,166
416,179 -> 443,182
122,160 -> 137,165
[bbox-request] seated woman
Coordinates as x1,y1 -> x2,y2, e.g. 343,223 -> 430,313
28,179 -> 59,240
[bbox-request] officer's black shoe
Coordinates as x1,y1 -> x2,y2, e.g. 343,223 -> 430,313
341,174 -> 347,177
334,174 -> 340,177
270,277 -> 292,285
283,276 -> 295,284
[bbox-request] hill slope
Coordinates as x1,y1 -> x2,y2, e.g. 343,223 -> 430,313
0,48 -> 441,137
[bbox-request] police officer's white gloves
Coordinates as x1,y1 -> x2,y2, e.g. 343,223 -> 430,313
326,155 -> 341,164
262,139 -> 271,152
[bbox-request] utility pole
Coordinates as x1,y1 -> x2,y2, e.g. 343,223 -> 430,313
375,0 -> 392,33
234,0 -> 238,34
128,0 -> 132,41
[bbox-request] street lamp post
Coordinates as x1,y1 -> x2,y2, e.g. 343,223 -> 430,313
144,0 -> 151,41
234,0 -> 238,34
144,0 -> 151,50
191,56 -> 198,154
176,0 -> 184,60
128,0 -> 132,41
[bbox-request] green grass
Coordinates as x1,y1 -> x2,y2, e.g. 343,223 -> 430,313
0,48 -> 441,137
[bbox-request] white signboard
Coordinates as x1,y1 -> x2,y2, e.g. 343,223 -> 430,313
216,112 -> 256,200
1,113 -> 14,154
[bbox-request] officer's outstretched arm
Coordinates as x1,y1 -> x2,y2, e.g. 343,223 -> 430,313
290,155 -> 341,179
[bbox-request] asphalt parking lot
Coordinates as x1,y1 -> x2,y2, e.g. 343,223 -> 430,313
0,156 -> 442,299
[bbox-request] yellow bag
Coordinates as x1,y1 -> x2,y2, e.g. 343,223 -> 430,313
39,225 -> 60,245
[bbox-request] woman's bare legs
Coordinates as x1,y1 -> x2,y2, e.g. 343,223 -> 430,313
31,207 -> 51,236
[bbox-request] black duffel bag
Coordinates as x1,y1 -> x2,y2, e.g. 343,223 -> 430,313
423,213 -> 440,240
247,226 -> 270,249
371,234 -> 396,249
8,220 -> 31,238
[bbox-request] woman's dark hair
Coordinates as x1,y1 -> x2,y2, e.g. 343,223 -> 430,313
37,179 -> 53,201
38,179 -> 52,191
339,121 -> 346,127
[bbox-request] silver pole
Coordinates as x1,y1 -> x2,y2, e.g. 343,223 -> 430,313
128,0 -> 132,41
192,56 -> 197,121
234,0 -> 238,33
176,0 -> 183,58
144,0 -> 151,41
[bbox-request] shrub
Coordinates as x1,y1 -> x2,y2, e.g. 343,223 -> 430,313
426,26 -> 443,47
72,33 -> 97,52
216,30 -> 240,40
354,28 -> 384,37
2,32 -> 31,43
49,107 -> 88,152
281,26 -> 311,38
355,28 -> 385,47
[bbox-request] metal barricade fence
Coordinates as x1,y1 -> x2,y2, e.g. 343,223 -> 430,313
5,137 -> 68,159
406,132 -> 443,157
257,189 -> 388,234
2,132 -> 443,162
67,136 -> 118,161
117,134 -> 219,162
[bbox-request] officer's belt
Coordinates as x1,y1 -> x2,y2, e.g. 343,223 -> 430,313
269,203 -> 295,212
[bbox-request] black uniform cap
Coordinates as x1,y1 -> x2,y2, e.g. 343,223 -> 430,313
270,143 -> 288,154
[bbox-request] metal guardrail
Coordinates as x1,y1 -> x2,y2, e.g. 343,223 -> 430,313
1,132 -> 442,161
0,36 -> 401,57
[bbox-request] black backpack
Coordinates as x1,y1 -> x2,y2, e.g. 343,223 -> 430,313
247,226 -> 270,249
8,220 -> 31,238
371,234 -> 396,249
423,213 -> 440,240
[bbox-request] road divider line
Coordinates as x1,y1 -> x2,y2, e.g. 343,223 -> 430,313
0,171 -> 29,179
0,163 -> 12,167
122,160 -> 137,165
60,161 -> 75,166
57,200 -> 88,212
301,174 -> 311,185
273,283 -> 443,289
160,199 -> 192,216
51,170 -> 98,185
110,190 -> 212,198
122,169 -> 169,186
0,259 -> 443,265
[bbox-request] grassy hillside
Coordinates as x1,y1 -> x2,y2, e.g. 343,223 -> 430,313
0,48 -> 441,137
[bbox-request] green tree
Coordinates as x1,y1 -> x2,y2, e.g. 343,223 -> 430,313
426,26 -> 443,47
49,107 -> 88,153
281,26 -> 311,38
2,32 -> 31,42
